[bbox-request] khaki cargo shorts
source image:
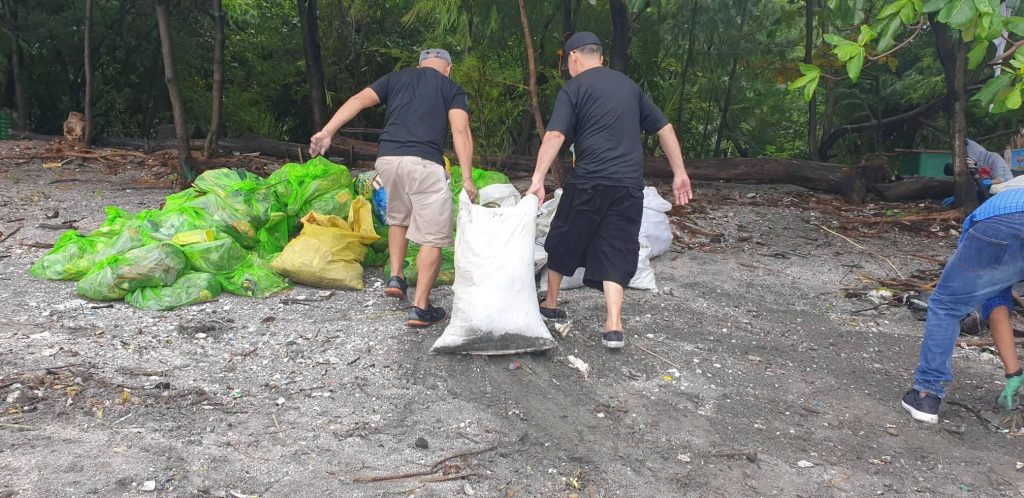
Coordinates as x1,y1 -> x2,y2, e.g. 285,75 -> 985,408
375,156 -> 453,248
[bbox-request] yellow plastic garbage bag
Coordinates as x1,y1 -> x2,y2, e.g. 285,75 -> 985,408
271,197 -> 379,290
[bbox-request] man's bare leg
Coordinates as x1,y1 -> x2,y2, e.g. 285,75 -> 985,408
603,281 -> 625,331
990,306 -> 1022,374
413,245 -> 442,310
384,226 -> 410,298
544,269 -> 563,309
388,226 -> 409,278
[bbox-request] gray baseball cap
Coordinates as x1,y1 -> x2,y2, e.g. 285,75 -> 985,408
419,48 -> 452,65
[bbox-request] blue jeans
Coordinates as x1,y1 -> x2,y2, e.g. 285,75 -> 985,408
914,212 -> 1024,397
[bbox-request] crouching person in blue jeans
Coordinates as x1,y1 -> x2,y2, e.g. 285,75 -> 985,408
903,190 -> 1024,423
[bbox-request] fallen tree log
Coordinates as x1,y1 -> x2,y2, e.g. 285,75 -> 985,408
56,133 -> 901,204
868,178 -> 954,202
645,157 -> 889,204
95,135 -> 379,164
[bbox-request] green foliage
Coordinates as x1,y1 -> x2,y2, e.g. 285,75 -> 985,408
795,0 -> 1024,113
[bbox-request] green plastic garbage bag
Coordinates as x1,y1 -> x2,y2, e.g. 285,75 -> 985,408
143,207 -> 216,241
363,247 -> 389,267
185,194 -> 257,249
217,254 -> 290,298
30,230 -> 103,280
306,189 -> 354,218
76,242 -> 189,301
32,219 -> 153,281
162,188 -> 201,211
383,244 -> 455,286
193,168 -> 276,228
125,272 -> 222,311
268,157 -> 353,218
449,166 -> 511,224
180,238 -> 247,274
255,211 -> 292,257
88,206 -> 132,238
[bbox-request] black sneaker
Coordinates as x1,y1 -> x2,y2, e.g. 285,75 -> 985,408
602,330 -> 625,349
901,389 -> 940,424
384,276 -> 407,299
539,304 -> 568,321
407,304 -> 447,328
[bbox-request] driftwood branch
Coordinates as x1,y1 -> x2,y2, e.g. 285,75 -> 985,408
811,222 -> 905,279
352,445 -> 498,483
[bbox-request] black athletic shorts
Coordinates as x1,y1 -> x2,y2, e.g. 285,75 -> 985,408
544,182 -> 643,290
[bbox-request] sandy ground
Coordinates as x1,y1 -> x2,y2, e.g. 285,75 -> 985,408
0,140 -> 1022,497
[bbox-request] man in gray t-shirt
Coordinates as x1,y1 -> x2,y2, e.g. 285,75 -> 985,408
967,138 -> 1012,183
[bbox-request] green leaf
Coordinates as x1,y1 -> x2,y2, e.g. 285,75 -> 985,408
962,15 -> 979,41
922,0 -> 951,12
804,76 -> 821,102
1007,85 -> 1023,110
971,72 -> 1014,106
878,0 -> 908,19
789,64 -> 821,102
973,0 -> 993,13
967,40 -> 989,68
857,24 -> 878,46
938,0 -> 978,28
832,38 -> 863,61
798,63 -> 820,75
823,33 -> 847,45
877,16 -> 903,52
900,2 -> 919,24
1010,19 -> 1024,38
847,50 -> 866,82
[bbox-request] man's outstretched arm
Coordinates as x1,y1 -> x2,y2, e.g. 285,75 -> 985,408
656,124 -> 692,205
449,108 -> 477,201
526,131 -> 566,205
309,88 -> 381,156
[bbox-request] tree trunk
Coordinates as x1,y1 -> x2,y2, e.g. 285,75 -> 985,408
820,0 -> 835,140
205,0 -> 225,157
296,0 -> 329,130
518,0 -> 562,186
676,0 -> 700,129
155,0 -> 195,185
561,0 -> 573,80
931,18 -> 975,210
713,0 -> 749,157
804,0 -> 818,160
83,0 -> 94,146
609,0 -> 630,72
3,1 -> 27,130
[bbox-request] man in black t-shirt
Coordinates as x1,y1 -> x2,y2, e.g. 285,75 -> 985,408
310,49 -> 476,328
526,32 -> 692,349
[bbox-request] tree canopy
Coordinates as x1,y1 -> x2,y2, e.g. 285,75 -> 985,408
1,0 -> 1021,167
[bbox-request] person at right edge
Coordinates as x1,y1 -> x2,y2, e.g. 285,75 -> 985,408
902,188 -> 1024,424
526,32 -> 692,350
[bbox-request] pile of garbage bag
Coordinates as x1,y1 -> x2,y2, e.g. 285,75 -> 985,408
31,157 -> 517,311
32,157 -> 360,310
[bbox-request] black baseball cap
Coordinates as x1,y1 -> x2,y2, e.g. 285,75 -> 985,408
564,32 -> 602,53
